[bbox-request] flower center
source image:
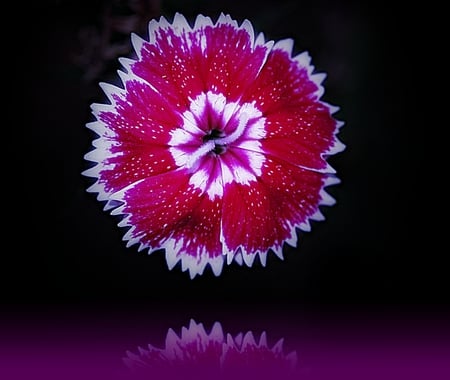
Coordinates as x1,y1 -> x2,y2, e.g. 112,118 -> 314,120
202,129 -> 226,155
169,91 -> 267,199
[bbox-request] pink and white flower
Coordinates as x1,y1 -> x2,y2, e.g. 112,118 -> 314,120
83,13 -> 344,278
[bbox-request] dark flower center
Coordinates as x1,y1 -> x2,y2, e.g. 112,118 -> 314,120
203,129 -> 226,155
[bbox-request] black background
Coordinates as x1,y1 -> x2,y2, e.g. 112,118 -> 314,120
6,0 -> 447,315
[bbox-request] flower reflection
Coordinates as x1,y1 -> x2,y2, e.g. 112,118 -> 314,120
123,319 -> 298,379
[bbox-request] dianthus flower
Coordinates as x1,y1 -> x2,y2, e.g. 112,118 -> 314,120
83,13 -> 344,278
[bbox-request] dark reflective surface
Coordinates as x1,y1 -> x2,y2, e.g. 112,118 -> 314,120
1,305 -> 450,379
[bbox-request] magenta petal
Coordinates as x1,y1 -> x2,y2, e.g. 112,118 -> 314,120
194,18 -> 270,101
242,47 -> 342,172
221,156 -> 330,265
131,14 -> 270,109
84,78 -> 183,203
242,48 -> 320,113
90,144 -> 177,197
221,181 -> 282,265
114,169 -> 224,278
262,103 -> 340,172
98,79 -> 183,144
262,136 -> 333,173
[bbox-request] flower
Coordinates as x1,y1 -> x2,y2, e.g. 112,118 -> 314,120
83,13 -> 344,278
123,319 -> 298,380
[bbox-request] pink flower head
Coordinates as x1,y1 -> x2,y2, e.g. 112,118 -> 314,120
83,13 -> 344,278
123,319 -> 298,379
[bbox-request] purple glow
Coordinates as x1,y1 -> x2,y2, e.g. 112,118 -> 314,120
1,308 -> 449,380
